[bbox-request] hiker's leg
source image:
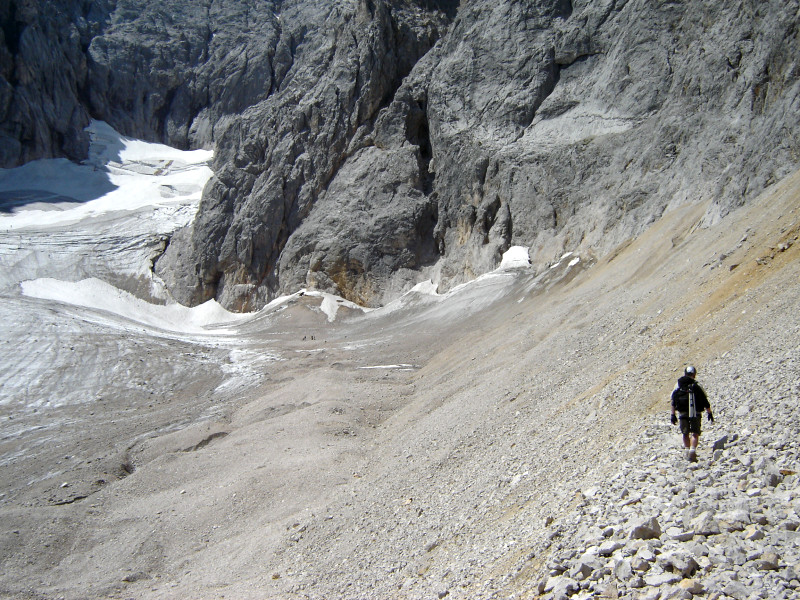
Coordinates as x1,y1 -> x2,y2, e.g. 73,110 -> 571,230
691,417 -> 702,450
680,419 -> 691,448
686,420 -> 701,461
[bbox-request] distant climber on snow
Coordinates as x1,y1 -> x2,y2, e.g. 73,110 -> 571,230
670,365 -> 713,462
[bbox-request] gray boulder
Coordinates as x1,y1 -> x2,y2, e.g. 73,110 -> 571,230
628,516 -> 661,540
658,550 -> 699,577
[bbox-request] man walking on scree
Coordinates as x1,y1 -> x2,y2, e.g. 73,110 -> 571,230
671,365 -> 713,462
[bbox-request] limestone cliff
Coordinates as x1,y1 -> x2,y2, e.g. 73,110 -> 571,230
2,0 -> 799,309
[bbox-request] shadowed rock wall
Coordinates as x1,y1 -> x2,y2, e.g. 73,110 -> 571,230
3,0 -> 799,309
0,0 -> 108,166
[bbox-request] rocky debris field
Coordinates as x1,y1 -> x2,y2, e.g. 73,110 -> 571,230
201,171 -> 799,600
525,172 -> 800,600
540,336 -> 800,600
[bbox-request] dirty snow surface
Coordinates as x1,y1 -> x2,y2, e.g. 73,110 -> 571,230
1,123 -> 799,600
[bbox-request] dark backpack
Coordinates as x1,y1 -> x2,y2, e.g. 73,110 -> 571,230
672,384 -> 694,413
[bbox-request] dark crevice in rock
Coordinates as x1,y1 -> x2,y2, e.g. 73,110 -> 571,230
155,87 -> 177,143
556,0 -> 574,20
419,0 -> 459,21
1,2 -> 21,57
477,195 -> 502,243
406,99 -> 434,195
416,199 -> 441,266
556,51 -> 600,70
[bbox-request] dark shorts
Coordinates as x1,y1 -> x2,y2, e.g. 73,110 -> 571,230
679,416 -> 702,436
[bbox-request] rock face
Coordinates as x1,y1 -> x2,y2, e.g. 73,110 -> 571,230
0,0 -> 100,166
3,0 -> 800,309
152,0 -> 453,310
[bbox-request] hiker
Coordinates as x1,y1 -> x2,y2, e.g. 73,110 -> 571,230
670,365 -> 713,461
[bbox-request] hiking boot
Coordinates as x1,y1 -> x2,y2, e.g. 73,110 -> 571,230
688,449 -> 697,462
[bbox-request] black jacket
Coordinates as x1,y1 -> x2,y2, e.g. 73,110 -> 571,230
671,375 -> 710,414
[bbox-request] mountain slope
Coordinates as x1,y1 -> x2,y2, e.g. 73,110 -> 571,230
254,167 -> 800,600
1,152 -> 797,598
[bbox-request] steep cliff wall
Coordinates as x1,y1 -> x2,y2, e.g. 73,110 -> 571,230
3,0 -> 799,309
408,0 -> 800,291
154,0 -> 453,310
162,0 -> 800,309
0,0 -> 105,166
